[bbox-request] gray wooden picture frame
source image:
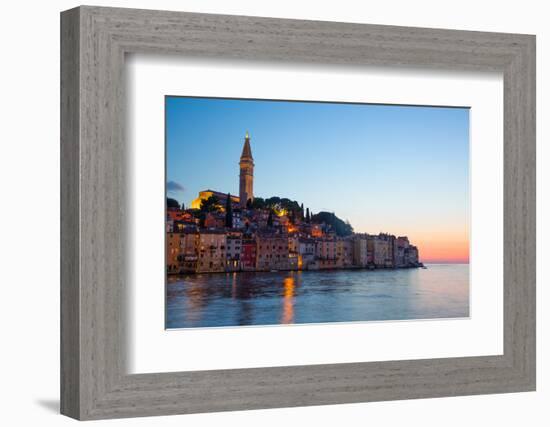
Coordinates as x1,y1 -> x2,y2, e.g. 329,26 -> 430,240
60,5 -> 536,420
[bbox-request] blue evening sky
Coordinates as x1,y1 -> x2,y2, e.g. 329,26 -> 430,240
166,96 -> 469,252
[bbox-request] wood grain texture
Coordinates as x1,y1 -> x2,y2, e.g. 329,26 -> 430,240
60,7 -> 80,419
60,6 -> 536,420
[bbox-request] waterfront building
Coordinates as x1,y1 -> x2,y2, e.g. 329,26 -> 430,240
226,231 -> 242,271
298,238 -> 316,270
196,230 -> 226,273
239,131 -> 254,207
404,245 -> 419,266
385,234 -> 397,267
288,235 -> 300,270
353,235 -> 369,267
240,238 -> 257,271
372,234 -> 395,268
166,232 -> 182,274
395,236 -> 410,267
180,230 -> 199,273
316,239 -> 339,269
337,238 -> 354,268
288,252 -> 299,270
256,233 -> 290,271
288,235 -> 299,253
166,131 -> 425,274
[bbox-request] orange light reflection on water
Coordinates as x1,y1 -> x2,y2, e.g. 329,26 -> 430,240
281,276 -> 295,324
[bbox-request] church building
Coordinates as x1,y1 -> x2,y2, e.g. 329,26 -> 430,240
239,131 -> 254,207
190,132 -> 254,209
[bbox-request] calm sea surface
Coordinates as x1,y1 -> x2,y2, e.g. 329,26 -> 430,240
166,264 -> 469,329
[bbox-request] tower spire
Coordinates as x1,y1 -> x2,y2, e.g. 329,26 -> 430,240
239,131 -> 254,207
240,131 -> 253,159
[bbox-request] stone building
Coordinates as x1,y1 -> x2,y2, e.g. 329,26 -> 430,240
189,132 -> 254,211
337,238 -> 354,268
166,232 -> 182,274
196,230 -> 226,273
240,238 -> 257,271
239,131 -> 254,207
298,238 -> 316,270
288,235 -> 300,270
353,234 -> 369,267
404,245 -> 419,266
166,130 -> 425,274
256,233 -> 289,271
180,229 -> 199,273
316,239 -> 339,269
225,231 -> 242,272
204,212 -> 225,229
232,209 -> 244,229
394,236 -> 410,267
372,234 -> 395,268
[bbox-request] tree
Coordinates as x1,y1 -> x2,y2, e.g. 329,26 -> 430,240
198,213 -> 206,228
225,193 -> 233,228
267,210 -> 274,227
305,207 -> 311,223
200,195 -> 221,213
246,198 -> 253,210
251,197 -> 265,210
167,197 -> 180,209
311,211 -> 354,237
264,196 -> 300,212
300,203 -> 304,221
289,209 -> 295,225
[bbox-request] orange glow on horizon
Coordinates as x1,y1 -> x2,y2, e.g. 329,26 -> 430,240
355,216 -> 469,264
412,231 -> 469,264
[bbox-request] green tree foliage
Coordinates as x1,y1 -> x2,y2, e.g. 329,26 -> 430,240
225,193 -> 233,228
200,195 -> 222,213
311,211 -> 354,237
263,197 -> 301,212
267,210 -> 274,227
248,196 -> 303,214
289,209 -> 296,224
198,213 -> 206,228
251,197 -> 265,209
300,203 -> 304,220
305,207 -> 311,223
166,197 -> 180,209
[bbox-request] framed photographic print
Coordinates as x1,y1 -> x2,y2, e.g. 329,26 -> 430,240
164,97 -> 470,330
61,6 -> 536,420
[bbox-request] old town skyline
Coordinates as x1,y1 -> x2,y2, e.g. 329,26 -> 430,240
166,96 -> 470,264
167,132 -> 422,275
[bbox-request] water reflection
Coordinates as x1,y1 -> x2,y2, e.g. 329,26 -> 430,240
281,276 -> 295,324
166,264 -> 469,329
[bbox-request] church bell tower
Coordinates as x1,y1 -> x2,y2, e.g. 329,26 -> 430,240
239,131 -> 254,207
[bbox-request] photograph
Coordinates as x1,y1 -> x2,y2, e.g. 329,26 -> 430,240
165,96 -> 470,329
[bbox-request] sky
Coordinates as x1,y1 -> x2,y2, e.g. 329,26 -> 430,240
166,96 -> 470,264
